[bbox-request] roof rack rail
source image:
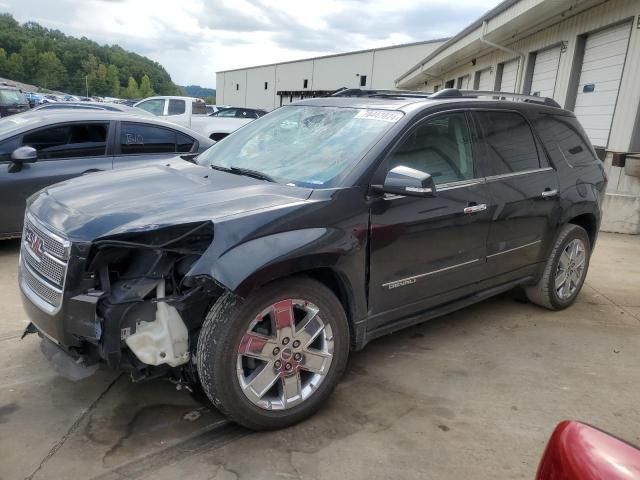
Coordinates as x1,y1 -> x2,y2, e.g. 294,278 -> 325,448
430,88 -> 562,107
331,88 -> 432,99
330,87 -> 561,108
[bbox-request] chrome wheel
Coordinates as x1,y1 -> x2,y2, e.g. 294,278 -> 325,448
236,299 -> 334,410
555,238 -> 586,300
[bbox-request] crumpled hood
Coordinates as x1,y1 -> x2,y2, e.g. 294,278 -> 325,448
28,159 -> 312,241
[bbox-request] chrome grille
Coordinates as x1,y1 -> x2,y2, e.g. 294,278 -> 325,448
24,216 -> 68,259
22,261 -> 62,307
22,248 -> 66,285
20,214 -> 70,313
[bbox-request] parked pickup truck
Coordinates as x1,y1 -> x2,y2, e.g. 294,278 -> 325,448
135,96 -> 253,141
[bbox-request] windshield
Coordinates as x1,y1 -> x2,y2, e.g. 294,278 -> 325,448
0,89 -> 26,105
197,105 -> 402,187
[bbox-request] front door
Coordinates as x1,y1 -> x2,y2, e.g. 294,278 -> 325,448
0,122 -> 113,236
471,110 -> 561,278
368,111 -> 493,328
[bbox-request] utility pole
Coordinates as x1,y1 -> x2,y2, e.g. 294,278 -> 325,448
86,75 -> 89,97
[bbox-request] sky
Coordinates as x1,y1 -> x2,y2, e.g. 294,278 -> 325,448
0,0 -> 503,88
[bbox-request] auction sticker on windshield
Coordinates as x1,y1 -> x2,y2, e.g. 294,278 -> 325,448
354,110 -> 403,122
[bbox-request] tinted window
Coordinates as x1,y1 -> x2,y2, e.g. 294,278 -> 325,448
177,132 -> 195,153
120,122 -> 191,154
0,137 -> 20,163
388,112 -> 474,185
136,99 -> 165,116
168,99 -> 186,115
192,102 -> 207,115
235,109 -> 256,119
475,111 -> 540,175
212,108 -> 237,117
23,123 -> 108,159
534,115 -> 596,167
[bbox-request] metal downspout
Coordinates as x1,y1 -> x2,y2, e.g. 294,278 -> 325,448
479,20 -> 524,91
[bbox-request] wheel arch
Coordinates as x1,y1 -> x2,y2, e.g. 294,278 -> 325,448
568,212 -> 598,248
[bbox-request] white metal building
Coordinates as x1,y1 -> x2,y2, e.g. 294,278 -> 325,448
396,0 -> 640,234
215,39 -> 446,111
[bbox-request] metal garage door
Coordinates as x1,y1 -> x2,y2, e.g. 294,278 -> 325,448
529,46 -> 562,98
457,75 -> 470,89
499,59 -> 519,92
477,68 -> 493,91
574,22 -> 632,147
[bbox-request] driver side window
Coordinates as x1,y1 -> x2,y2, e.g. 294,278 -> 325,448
388,112 -> 474,185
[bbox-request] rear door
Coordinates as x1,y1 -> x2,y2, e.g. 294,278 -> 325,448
113,121 -> 197,169
368,111 -> 494,326
0,121 -> 113,235
472,110 -> 560,278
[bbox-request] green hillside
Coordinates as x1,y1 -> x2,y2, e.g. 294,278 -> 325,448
181,85 -> 216,98
0,13 -> 182,98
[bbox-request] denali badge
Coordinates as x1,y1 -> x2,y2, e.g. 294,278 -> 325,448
25,227 -> 44,260
384,278 -> 417,290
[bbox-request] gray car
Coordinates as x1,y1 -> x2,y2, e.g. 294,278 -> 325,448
0,110 -> 214,238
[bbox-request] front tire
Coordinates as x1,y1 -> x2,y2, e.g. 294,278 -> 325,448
196,277 -> 350,430
526,224 -> 591,310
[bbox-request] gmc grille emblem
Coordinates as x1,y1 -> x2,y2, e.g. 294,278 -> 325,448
25,228 -> 44,260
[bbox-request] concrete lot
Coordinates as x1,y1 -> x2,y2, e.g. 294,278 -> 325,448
1,233 -> 639,480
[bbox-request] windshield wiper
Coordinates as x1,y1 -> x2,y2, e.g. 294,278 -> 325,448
209,164 -> 276,183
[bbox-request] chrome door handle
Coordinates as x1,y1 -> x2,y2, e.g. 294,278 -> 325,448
541,189 -> 558,198
463,203 -> 487,214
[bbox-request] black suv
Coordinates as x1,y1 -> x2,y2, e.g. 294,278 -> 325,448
20,89 -> 606,430
0,84 -> 29,117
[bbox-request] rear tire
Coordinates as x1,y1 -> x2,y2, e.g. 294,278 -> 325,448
525,224 -> 591,310
196,277 -> 349,430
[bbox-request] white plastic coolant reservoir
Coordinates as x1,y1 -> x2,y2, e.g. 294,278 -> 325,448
125,280 -> 190,367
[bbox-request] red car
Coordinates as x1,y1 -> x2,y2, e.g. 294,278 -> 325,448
537,421 -> 640,479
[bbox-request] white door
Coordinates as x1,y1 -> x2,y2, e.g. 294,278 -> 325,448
499,59 -> 519,92
477,69 -> 493,91
457,75 -> 470,89
529,46 -> 562,98
574,22 -> 632,147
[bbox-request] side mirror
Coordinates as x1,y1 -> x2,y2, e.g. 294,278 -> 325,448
8,146 -> 37,173
12,146 -> 38,163
374,165 -> 436,197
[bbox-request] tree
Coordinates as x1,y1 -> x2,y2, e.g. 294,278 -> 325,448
6,53 -> 25,81
34,51 -> 66,89
123,76 -> 139,99
106,64 -> 120,97
0,14 -> 179,96
138,74 -> 154,98
19,40 -> 39,80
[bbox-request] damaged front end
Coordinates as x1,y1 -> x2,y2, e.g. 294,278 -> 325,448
24,220 -> 223,385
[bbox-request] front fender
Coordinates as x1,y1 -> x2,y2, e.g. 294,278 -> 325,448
218,227 -> 362,293
188,226 -> 368,325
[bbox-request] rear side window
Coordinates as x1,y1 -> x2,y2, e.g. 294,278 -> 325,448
388,112 -> 474,185
192,102 -> 207,115
22,123 -> 108,159
136,99 -> 165,116
474,111 -> 540,175
120,122 -> 194,154
177,132 -> 195,152
168,100 -> 186,115
534,115 -> 596,167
